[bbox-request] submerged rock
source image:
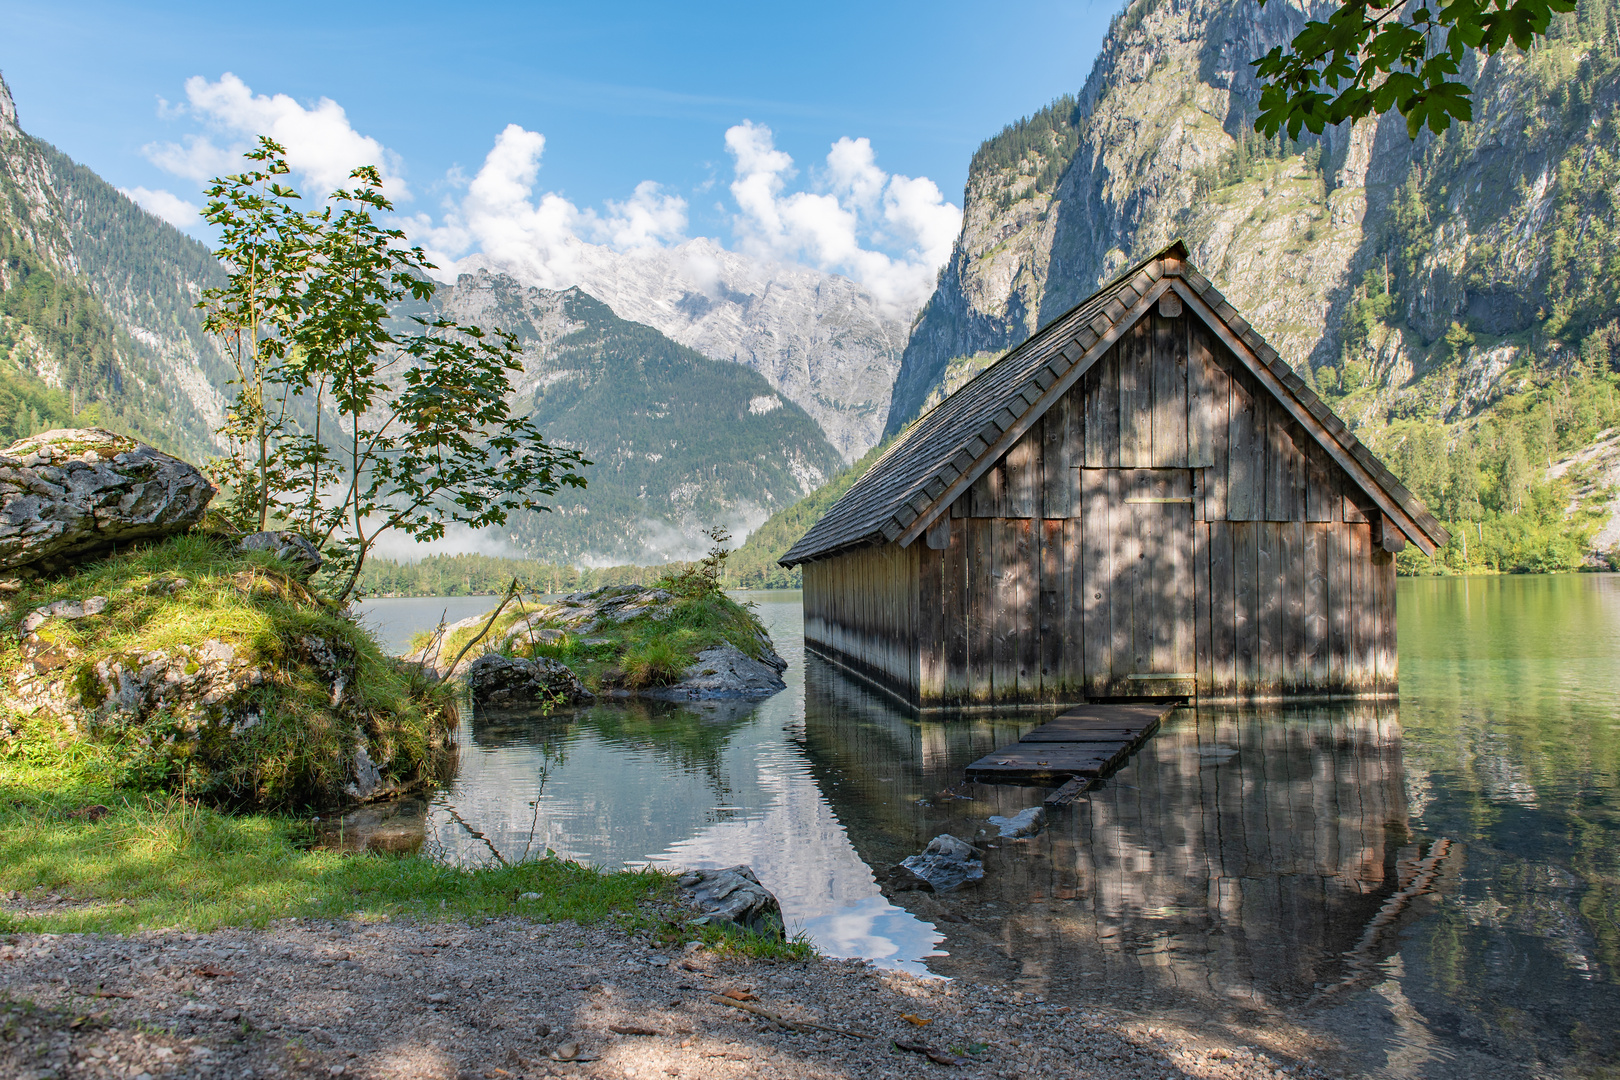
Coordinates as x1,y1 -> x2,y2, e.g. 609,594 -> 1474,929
988,805 -> 1047,839
239,531 -> 322,580
0,428 -> 215,575
886,834 -> 985,893
465,654 -> 593,708
677,865 -> 784,938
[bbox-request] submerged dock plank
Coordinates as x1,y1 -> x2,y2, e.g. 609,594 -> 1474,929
965,700 -> 1177,786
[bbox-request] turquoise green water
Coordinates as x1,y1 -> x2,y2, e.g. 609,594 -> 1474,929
361,577 -> 1620,1077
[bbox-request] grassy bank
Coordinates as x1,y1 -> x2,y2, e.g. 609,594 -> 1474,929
0,536 -> 807,957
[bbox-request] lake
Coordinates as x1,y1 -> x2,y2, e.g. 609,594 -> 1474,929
353,577 -> 1620,1078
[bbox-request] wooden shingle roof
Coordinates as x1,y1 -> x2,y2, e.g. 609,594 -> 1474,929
780,242 -> 1449,565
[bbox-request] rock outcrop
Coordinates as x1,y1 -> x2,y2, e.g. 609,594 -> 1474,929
677,866 -> 785,938
4,562 -> 449,809
0,429 -> 215,575
642,643 -> 786,701
411,584 -> 788,705
239,531 -> 322,580
465,654 -> 593,708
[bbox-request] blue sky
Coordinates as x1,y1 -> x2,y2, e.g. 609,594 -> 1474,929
1,0 -> 1118,309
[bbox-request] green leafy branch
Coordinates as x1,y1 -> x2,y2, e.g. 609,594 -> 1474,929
1253,0 -> 1577,138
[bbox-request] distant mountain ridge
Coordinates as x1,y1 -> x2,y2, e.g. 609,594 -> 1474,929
462,237 -> 908,462
434,270 -> 848,564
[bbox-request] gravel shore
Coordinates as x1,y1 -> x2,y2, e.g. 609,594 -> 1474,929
1,908 -> 1339,1080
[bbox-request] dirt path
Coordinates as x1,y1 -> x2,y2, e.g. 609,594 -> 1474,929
1,915 -> 1338,1080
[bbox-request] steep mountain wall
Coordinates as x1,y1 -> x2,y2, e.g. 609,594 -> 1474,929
0,71 -> 228,459
892,0 -> 1620,427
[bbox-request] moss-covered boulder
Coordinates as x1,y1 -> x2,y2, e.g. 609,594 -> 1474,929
0,535 -> 453,809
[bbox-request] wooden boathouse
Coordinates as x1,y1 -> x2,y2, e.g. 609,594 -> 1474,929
779,242 -> 1449,708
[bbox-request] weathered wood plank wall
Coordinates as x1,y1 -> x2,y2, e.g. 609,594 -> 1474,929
802,542 -> 922,699
803,312 -> 1399,706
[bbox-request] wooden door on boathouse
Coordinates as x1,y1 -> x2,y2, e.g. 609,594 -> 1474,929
1082,468 -> 1195,693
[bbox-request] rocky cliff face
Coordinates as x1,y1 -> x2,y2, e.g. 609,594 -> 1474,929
0,71 -> 230,459
888,0 -> 1619,435
463,237 -> 907,462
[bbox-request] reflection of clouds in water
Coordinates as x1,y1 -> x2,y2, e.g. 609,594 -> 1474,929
798,895 -> 945,977
651,741 -> 944,971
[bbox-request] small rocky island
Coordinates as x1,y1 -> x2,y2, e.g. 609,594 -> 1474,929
405,582 -> 789,710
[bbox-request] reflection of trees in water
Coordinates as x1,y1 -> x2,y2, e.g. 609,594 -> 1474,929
470,697 -> 759,787
1401,576 -> 1620,1012
801,656 -> 1427,1004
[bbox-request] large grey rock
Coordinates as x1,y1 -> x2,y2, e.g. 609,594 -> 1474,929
239,531 -> 322,580
465,653 -> 593,708
0,429 -> 215,575
644,643 -> 787,701
677,865 -> 784,939
887,834 -> 985,894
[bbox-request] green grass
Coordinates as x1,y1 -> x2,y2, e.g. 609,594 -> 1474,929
0,534 -> 454,810
0,793 -> 810,959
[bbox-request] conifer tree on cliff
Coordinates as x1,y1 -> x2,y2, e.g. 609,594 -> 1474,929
200,138 -> 588,602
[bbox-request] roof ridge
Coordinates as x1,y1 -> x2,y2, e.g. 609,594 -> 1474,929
781,242 -> 1445,566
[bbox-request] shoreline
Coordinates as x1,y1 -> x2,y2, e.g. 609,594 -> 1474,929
2,910 -> 1336,1080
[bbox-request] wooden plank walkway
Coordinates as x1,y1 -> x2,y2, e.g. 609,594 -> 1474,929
964,702 -> 1177,798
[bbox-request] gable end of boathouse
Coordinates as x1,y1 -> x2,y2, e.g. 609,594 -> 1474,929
779,242 -> 1449,708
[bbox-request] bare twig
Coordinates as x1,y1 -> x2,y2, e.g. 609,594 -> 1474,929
407,612 -> 451,695
708,995 -> 875,1039
436,577 -> 521,683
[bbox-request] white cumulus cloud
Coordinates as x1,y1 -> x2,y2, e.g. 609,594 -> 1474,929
118,186 -> 200,228
724,122 -> 961,315
143,73 -> 409,200
415,119 -> 958,317
141,75 -> 961,317
407,125 -> 691,284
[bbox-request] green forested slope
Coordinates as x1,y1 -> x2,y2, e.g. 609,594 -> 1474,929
437,276 -> 847,565
723,438 -> 891,588
0,227 -> 207,453
0,72 -> 227,461
357,553 -> 677,596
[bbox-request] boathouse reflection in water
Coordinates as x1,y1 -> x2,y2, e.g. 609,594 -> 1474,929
800,654 -> 1438,1006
